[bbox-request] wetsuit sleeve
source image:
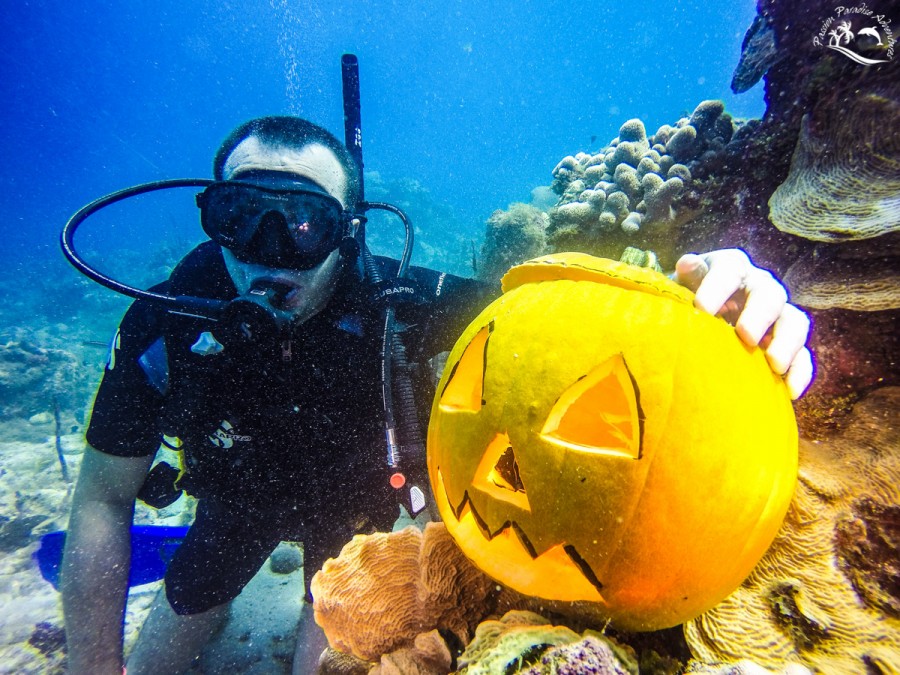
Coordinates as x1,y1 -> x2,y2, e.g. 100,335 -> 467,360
397,265 -> 499,361
85,297 -> 167,458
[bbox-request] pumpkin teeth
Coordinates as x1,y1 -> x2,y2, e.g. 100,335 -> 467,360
563,544 -> 605,593
438,467 -> 608,603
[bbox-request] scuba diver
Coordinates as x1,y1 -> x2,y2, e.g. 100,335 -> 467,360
59,115 -> 813,673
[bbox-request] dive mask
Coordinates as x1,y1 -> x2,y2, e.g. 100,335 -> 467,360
197,170 -> 351,270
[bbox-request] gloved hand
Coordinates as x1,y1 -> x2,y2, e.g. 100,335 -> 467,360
672,249 -> 814,400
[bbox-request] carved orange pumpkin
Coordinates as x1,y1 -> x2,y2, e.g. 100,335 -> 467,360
427,253 -> 798,631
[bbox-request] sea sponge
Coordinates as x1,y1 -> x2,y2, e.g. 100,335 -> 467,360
479,203 -> 549,284
684,387 -> 900,673
310,523 -> 498,662
768,87 -> 900,242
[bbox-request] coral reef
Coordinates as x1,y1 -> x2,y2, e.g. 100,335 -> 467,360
783,237 -> 900,312
768,87 -> 900,242
477,203 -> 548,284
363,171 -> 475,278
455,610 -> 637,675
542,102 -> 736,267
0,337 -> 84,423
684,387 -> 900,673
719,0 -> 900,413
310,523 -> 501,662
509,0 -> 900,417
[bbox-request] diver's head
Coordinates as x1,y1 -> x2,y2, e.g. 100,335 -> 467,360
213,116 -> 361,207
200,117 -> 362,324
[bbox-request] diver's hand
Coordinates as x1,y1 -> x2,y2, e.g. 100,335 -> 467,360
672,249 -> 813,400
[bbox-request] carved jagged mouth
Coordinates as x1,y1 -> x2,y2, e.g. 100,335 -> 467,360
447,488 -> 605,595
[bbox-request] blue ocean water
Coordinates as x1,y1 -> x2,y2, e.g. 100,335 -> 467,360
2,0 -> 762,281
0,2 -> 815,671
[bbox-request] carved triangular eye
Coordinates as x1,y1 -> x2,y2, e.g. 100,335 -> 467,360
540,353 -> 643,459
438,322 -> 492,412
472,432 -> 531,512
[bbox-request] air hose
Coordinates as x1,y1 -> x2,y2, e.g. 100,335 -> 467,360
359,201 -> 431,517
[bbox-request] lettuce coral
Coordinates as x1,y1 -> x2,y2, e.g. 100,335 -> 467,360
768,86 -> 900,243
310,523 -> 499,662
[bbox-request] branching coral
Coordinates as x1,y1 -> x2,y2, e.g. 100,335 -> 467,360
545,101 -> 734,266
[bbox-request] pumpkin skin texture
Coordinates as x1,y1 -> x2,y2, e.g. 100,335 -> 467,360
427,253 -> 798,632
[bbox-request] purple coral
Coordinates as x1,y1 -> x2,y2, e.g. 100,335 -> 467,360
518,635 -> 636,675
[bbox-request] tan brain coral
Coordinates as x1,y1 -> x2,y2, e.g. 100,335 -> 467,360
685,387 -> 900,673
311,523 -> 499,662
769,86 -> 900,242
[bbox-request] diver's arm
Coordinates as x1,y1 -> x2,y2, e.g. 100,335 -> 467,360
61,446 -> 155,675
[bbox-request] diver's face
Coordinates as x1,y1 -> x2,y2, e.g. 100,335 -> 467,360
220,139 -> 354,324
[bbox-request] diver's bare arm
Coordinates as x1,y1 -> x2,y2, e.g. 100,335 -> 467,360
61,447 -> 154,675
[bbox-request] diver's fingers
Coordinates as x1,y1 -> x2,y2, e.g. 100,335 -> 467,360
691,249 -> 753,316
735,267 -> 788,347
672,253 -> 710,293
764,302 -> 811,375
785,346 -> 815,400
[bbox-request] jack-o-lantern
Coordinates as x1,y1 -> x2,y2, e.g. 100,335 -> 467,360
427,253 -> 798,631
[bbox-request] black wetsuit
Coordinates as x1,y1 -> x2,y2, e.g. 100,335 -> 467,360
86,241 -> 492,613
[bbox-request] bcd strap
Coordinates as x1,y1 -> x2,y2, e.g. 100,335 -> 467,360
370,279 -> 423,305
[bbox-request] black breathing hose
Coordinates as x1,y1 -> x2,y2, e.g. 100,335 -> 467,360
360,202 -> 430,515
60,178 -> 227,320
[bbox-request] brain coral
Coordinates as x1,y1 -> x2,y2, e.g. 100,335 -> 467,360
768,86 -> 900,242
546,101 -> 734,266
310,523 -> 498,662
684,387 -> 900,674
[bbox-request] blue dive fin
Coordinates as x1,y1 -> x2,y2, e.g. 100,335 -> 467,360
35,525 -> 189,590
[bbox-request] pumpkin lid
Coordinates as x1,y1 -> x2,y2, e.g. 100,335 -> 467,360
501,252 -> 695,305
